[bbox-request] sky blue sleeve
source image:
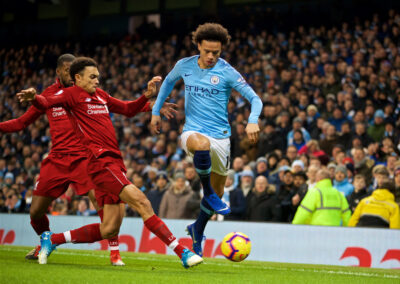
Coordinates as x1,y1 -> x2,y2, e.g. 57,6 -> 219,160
152,61 -> 182,115
229,69 -> 263,124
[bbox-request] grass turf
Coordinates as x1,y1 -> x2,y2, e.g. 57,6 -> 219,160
0,245 -> 399,284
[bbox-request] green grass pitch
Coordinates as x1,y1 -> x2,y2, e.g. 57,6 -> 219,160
0,245 -> 399,283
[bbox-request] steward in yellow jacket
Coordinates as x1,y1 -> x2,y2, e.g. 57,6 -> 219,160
292,169 -> 351,226
348,180 -> 400,229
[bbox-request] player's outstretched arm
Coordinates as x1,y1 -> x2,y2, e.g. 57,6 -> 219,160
0,106 -> 43,133
17,87 -> 71,110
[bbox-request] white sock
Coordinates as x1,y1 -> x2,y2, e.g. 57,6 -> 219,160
63,231 -> 71,243
168,239 -> 179,250
110,246 -> 119,251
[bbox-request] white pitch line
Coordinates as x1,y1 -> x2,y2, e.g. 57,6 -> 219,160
1,247 -> 399,279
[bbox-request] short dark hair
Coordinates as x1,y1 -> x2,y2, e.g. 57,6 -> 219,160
70,57 -> 97,82
192,23 -> 231,46
380,179 -> 395,193
57,54 -> 75,68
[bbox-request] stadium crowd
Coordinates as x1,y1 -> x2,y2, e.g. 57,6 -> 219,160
1,9 -> 400,227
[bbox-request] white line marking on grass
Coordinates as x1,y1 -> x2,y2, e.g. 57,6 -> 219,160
2,247 -> 399,279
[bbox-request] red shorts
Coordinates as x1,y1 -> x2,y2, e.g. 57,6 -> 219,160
88,154 -> 131,207
34,152 -> 94,199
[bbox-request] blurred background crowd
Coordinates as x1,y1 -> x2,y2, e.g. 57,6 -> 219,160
1,6 -> 400,227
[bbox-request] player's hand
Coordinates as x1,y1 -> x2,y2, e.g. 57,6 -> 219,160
160,102 -> 178,120
151,115 -> 162,134
245,123 -> 260,144
144,76 -> 162,99
16,88 -> 37,103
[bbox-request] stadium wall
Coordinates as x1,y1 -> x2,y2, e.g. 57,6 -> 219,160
0,214 -> 399,269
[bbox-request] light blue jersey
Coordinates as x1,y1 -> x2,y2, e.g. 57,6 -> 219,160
152,55 -> 262,139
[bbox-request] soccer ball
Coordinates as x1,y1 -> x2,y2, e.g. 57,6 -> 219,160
220,232 -> 251,262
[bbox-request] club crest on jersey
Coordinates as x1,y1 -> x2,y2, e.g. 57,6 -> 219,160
85,98 -> 92,102
210,75 -> 220,85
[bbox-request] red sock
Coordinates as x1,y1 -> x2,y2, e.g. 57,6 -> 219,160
51,223 -> 102,245
51,233 -> 66,245
98,209 -> 119,250
144,215 -> 185,258
70,223 -> 102,243
30,215 -> 50,235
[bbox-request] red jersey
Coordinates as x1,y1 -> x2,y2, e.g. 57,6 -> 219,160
32,85 -> 151,159
0,79 -> 86,153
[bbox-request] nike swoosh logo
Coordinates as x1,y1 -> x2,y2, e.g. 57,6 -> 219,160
218,206 -> 229,212
184,74 -> 192,77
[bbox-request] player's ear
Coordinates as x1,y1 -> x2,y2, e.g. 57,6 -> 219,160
56,68 -> 61,77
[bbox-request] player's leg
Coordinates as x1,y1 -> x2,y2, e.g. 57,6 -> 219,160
185,132 -> 230,215
119,184 -> 203,268
88,190 -> 124,266
25,195 -> 54,259
187,135 -> 230,256
38,203 -> 123,265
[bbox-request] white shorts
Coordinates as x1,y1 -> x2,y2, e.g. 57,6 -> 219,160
180,131 -> 231,176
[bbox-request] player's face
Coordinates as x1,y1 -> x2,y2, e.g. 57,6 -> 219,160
197,40 -> 222,68
76,66 -> 100,94
56,61 -> 73,87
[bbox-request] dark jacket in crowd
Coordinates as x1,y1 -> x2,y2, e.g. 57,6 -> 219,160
246,186 -> 281,222
347,188 -> 370,213
225,187 -> 247,221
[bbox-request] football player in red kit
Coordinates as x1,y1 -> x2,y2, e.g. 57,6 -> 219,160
4,54 -> 175,266
17,57 -> 203,268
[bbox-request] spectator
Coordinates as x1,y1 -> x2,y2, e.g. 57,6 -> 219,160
257,121 -> 282,157
347,174 -> 370,213
184,166 -> 201,193
159,172 -> 200,219
76,199 -> 91,216
145,171 -> 170,216
306,165 -> 319,190
371,165 -> 389,189
287,117 -> 311,147
255,157 -> 268,178
298,140 -> 326,158
246,176 -> 280,222
225,170 -> 252,221
333,165 -> 354,197
291,160 -> 305,173
292,169 -> 351,226
291,171 -> 308,209
352,147 -> 375,185
319,124 -> 339,157
277,170 -> 296,222
367,110 -> 386,142
348,180 -> 399,229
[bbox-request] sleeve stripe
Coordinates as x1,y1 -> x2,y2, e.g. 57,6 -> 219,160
300,205 -> 313,213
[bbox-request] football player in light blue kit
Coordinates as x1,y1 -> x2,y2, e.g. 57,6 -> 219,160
151,23 -> 262,256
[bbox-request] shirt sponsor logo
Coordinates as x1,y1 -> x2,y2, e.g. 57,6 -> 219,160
87,104 -> 109,115
185,85 -> 220,98
52,107 -> 67,117
210,75 -> 220,85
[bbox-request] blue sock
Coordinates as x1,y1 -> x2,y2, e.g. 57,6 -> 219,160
194,199 -> 214,235
193,150 -> 213,196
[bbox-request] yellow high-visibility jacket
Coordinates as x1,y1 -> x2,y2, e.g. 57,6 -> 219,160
292,179 -> 351,226
348,189 -> 400,229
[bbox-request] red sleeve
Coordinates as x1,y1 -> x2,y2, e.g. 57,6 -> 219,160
298,144 -> 308,155
32,89 -> 74,110
107,94 -> 149,117
140,102 -> 151,112
0,106 -> 43,133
